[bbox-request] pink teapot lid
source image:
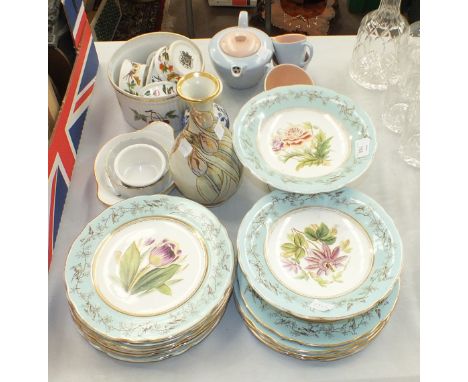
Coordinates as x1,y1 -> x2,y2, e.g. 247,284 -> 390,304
219,12 -> 261,58
220,31 -> 260,57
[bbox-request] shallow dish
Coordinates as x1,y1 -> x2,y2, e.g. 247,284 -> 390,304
236,268 -> 399,347
232,85 -> 377,194
234,276 -> 395,359
94,122 -> 175,205
237,188 -> 403,321
65,194 -> 235,343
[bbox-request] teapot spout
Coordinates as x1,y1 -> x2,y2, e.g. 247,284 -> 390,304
231,65 -> 244,78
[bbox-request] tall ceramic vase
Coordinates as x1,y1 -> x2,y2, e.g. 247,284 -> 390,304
170,72 -> 242,205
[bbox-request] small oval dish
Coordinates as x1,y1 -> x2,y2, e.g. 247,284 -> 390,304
232,85 -> 377,194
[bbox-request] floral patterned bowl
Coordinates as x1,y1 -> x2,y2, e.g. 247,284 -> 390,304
108,32 -> 204,132
232,85 -> 377,194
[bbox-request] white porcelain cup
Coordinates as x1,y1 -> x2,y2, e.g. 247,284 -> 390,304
272,34 -> 314,68
114,143 -> 167,188
119,59 -> 147,95
140,81 -> 177,99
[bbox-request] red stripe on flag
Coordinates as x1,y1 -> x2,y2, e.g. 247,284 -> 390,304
48,26 -> 91,178
232,0 -> 247,5
48,173 -> 57,268
74,6 -> 87,44
74,82 -> 95,112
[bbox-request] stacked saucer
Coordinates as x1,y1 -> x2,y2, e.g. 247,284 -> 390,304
235,188 -> 403,361
65,195 -> 234,362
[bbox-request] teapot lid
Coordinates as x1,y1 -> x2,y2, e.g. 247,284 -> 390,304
220,30 -> 261,57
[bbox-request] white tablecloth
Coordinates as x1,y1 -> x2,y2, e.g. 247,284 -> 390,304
49,37 -> 419,381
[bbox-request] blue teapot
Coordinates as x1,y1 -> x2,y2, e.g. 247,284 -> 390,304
209,11 -> 274,89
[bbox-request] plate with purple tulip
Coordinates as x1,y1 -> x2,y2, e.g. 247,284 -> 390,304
237,187 -> 402,321
65,194 -> 234,361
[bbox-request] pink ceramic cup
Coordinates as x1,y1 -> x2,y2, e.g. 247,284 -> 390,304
264,64 -> 314,91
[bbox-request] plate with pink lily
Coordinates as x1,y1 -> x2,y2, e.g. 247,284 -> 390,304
232,85 -> 377,194
236,188 -> 402,321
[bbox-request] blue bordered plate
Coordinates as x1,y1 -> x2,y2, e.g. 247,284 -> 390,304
234,279 -> 393,359
65,195 -> 234,343
236,268 -> 399,347
237,188 -> 402,321
232,85 -> 377,194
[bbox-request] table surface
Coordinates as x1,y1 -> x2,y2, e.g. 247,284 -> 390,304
49,36 -> 420,382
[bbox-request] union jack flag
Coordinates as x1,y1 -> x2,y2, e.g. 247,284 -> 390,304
48,0 -> 98,267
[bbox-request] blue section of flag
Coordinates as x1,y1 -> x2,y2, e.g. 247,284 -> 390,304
68,109 -> 88,153
53,169 -> 68,247
78,43 -> 98,93
62,0 -> 79,31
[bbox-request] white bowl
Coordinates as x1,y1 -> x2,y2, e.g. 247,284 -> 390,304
108,32 -> 204,132
114,143 -> 167,188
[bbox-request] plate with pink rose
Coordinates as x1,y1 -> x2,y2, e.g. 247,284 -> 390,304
232,85 -> 377,194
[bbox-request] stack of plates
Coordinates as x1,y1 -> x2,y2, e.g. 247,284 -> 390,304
65,195 -> 235,362
235,188 -> 403,361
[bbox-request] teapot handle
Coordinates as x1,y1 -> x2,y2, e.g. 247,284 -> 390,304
238,11 -> 248,28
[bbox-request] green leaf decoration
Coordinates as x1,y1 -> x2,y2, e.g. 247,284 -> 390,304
295,248 -> 306,261
281,243 -> 297,251
293,233 -> 306,247
166,278 -> 182,285
340,239 -> 352,253
157,284 -> 172,296
119,242 -> 141,292
130,264 -> 181,295
316,223 -> 329,238
304,227 -> 318,241
321,235 -> 337,245
165,110 -> 177,119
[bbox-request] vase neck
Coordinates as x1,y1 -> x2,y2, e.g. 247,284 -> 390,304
378,0 -> 401,11
189,99 -> 213,113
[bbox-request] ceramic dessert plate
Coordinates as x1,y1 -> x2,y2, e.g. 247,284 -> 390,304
236,268 -> 399,347
232,85 -> 377,194
237,188 -> 402,321
234,274 -> 398,360
65,194 -> 235,345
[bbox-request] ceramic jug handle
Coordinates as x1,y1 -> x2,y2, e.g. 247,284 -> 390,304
238,11 -> 248,28
302,41 -> 314,66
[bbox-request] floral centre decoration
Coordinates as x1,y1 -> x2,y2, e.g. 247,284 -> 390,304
280,222 -> 352,287
116,237 -> 186,296
271,122 -> 333,170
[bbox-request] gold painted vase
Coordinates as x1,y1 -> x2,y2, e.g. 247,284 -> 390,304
170,72 -> 242,205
